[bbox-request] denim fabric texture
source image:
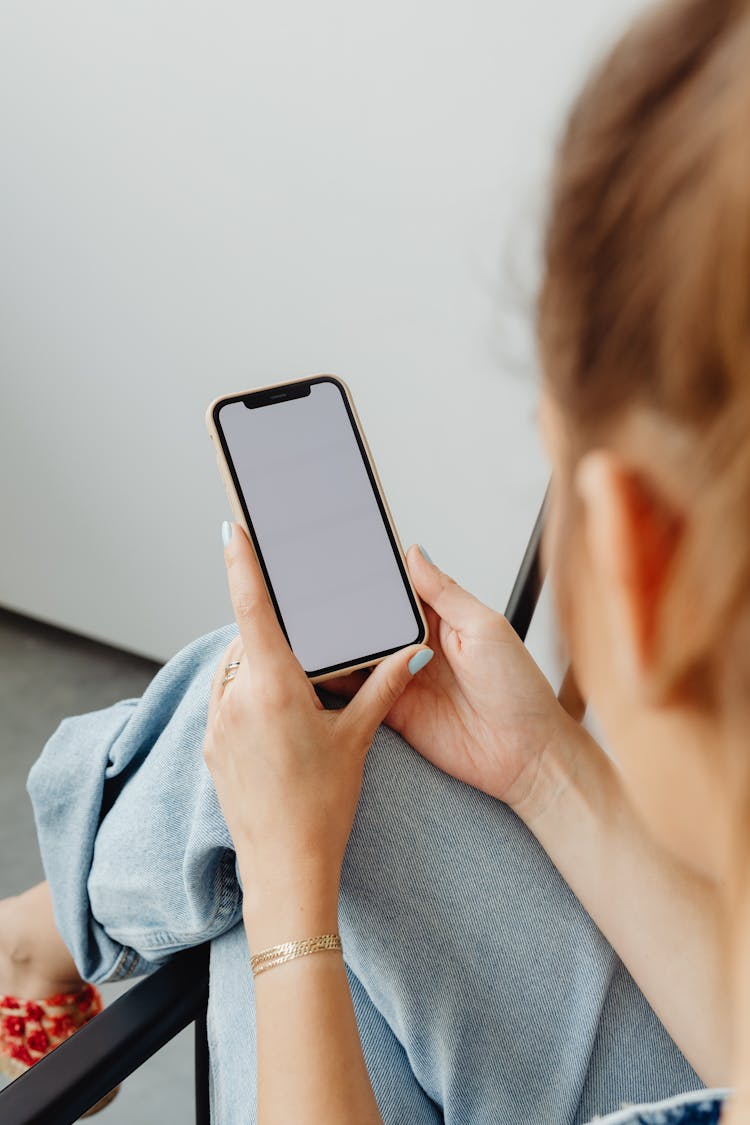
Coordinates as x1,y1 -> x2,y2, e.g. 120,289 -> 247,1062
27,623 -> 724,1124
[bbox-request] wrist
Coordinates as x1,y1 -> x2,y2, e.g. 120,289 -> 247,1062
243,897 -> 340,955
508,710 -> 605,829
238,852 -> 341,952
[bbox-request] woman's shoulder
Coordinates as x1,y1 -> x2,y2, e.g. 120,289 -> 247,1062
587,1088 -> 732,1125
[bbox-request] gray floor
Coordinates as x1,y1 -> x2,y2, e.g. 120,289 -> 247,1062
0,607 -> 196,1123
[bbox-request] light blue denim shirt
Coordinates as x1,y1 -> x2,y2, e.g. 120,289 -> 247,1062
26,621 -> 727,1124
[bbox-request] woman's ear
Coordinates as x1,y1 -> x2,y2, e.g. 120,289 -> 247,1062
575,450 -> 685,702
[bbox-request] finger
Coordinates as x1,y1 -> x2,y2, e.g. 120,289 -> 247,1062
405,544 -> 492,634
421,601 -> 443,651
222,522 -> 298,676
341,644 -> 434,748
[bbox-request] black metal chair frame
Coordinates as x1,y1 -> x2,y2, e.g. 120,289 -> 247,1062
0,496 -> 546,1125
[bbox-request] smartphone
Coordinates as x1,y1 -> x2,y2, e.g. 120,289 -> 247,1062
206,375 -> 429,684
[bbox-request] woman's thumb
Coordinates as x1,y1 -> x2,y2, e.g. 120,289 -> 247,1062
343,644 -> 434,746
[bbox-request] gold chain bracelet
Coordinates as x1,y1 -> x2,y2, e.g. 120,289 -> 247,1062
250,933 -> 343,977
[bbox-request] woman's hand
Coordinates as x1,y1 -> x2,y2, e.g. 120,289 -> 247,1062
323,544 -> 580,817
202,522 -> 434,922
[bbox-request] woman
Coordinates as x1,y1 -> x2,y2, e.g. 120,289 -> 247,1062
2,0 -> 748,1119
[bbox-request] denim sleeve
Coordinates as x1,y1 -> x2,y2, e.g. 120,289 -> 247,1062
26,622 -> 240,983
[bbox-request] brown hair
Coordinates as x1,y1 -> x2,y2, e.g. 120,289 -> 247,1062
538,0 -> 750,660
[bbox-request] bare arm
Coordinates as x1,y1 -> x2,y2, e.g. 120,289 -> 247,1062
514,714 -> 728,1086
242,880 -> 382,1125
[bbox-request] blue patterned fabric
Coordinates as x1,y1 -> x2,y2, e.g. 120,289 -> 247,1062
632,1097 -> 723,1123
594,1090 -> 729,1124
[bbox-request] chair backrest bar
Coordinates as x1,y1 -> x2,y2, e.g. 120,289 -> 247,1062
505,487 -> 546,642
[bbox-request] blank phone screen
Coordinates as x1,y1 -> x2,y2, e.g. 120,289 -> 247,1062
215,377 -> 424,676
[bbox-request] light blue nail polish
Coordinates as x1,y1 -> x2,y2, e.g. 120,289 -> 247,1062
418,544 -> 433,564
221,521 -> 233,547
408,648 -> 434,675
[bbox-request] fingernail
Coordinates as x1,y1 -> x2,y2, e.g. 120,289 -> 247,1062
222,521 -> 233,548
418,544 -> 433,564
408,647 -> 434,675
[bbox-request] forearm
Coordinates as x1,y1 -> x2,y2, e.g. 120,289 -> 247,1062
514,715 -> 729,1086
241,873 -> 383,1125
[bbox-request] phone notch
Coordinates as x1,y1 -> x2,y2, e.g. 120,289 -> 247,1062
244,383 -> 312,409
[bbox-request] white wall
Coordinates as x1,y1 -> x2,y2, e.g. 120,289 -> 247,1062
0,0 -> 647,664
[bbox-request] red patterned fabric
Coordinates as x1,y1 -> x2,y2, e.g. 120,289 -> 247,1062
0,983 -> 102,1068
